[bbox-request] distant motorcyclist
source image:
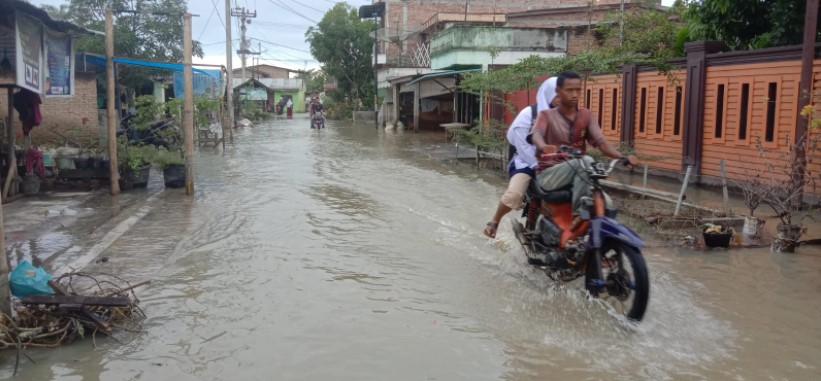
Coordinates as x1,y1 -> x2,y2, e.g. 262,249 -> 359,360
310,98 -> 325,128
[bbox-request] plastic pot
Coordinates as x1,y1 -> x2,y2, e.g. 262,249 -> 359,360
163,164 -> 186,188
21,178 -> 41,196
133,164 -> 151,188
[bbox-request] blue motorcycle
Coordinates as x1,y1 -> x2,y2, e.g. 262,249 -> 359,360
511,146 -> 650,321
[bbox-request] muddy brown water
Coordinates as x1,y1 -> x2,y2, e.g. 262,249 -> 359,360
3,117 -> 821,380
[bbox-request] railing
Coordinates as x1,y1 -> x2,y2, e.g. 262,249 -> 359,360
419,12 -> 506,33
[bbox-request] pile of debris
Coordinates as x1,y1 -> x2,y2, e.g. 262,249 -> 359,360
0,272 -> 148,373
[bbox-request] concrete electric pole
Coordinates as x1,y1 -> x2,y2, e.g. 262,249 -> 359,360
105,8 -> 120,196
224,0 -> 235,141
231,7 -> 257,82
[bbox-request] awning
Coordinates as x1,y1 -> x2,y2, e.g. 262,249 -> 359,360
84,54 -> 216,77
406,69 -> 481,85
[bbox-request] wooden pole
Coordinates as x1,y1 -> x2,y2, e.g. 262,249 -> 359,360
0,130 -> 9,316
105,8 -> 120,195
674,165 -> 693,216
720,160 -> 731,216
3,88 -> 17,200
183,13 -> 195,196
224,0 -> 234,143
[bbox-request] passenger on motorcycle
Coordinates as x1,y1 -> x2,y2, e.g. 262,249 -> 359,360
484,77 -> 560,238
310,99 -> 325,128
530,71 -> 637,220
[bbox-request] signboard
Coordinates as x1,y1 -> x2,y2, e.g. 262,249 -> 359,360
15,13 -> 44,93
44,30 -> 73,96
240,87 -> 267,101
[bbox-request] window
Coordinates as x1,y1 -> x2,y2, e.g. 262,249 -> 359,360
611,88 -> 618,131
655,87 -> 664,134
674,86 -> 682,136
715,84 -> 725,138
598,89 -> 604,125
766,82 -> 777,142
739,84 -> 750,141
586,89 -> 591,108
639,88 -> 647,133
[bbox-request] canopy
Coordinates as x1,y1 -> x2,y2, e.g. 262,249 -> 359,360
84,54 -> 216,77
406,69 -> 481,85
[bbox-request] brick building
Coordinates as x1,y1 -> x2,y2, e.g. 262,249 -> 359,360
0,72 -> 100,146
376,0 -> 651,66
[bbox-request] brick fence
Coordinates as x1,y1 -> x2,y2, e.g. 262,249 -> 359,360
504,42 -> 821,189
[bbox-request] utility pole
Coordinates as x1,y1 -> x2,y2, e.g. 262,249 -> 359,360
373,16 -> 379,129
232,7 -> 257,82
224,0 -> 235,141
105,8 -> 120,196
183,13 -> 195,195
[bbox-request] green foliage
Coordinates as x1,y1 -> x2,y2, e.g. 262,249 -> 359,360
321,96 -> 354,120
597,0 -> 684,58
306,4 -> 374,107
298,70 -> 327,94
195,96 -> 220,127
133,95 -> 163,130
153,146 -> 184,168
452,120 -> 508,152
165,98 -> 183,121
117,137 -> 154,172
49,0 -> 204,89
682,0 -> 820,50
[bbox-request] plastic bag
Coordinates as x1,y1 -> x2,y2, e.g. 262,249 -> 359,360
9,260 -> 54,297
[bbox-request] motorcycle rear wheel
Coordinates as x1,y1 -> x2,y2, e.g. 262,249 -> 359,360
585,240 -> 649,321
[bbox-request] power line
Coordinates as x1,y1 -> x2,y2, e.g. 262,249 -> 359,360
197,2 -> 217,41
265,0 -> 317,24
250,36 -> 312,54
290,0 -> 324,13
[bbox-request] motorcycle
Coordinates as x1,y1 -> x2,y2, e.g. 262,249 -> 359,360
311,111 -> 326,129
511,145 -> 650,321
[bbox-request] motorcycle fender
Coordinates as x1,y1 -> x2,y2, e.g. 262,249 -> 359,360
587,216 -> 645,249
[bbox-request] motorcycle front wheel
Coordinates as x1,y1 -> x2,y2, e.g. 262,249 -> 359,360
585,240 -> 649,321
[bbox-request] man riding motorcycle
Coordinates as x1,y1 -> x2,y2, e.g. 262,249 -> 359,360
310,98 -> 325,128
530,71 -> 637,224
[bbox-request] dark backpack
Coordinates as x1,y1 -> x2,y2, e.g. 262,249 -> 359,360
508,103 -> 539,161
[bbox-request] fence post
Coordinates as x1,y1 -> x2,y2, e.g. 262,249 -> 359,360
620,64 -> 637,147
681,41 -> 725,180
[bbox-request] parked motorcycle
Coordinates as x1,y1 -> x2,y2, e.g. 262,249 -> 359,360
511,145 -> 650,321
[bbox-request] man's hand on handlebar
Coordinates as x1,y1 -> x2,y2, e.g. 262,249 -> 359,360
623,155 -> 638,168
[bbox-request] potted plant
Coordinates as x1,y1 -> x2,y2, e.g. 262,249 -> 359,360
154,147 -> 186,188
755,134 -> 818,253
21,147 -> 45,196
735,174 -> 768,238
701,223 -> 735,248
118,139 -> 153,190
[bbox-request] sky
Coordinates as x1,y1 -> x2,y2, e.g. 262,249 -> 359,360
29,0 -> 676,72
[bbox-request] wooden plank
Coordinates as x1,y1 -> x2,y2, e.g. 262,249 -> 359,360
21,295 -> 130,307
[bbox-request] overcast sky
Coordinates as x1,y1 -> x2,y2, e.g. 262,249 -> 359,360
28,0 -> 676,71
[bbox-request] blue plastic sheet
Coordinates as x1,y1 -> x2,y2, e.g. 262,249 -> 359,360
9,260 -> 54,297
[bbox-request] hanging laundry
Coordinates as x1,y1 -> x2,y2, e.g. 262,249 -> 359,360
13,88 -> 43,136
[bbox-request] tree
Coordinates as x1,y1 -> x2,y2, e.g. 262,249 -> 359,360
297,70 -> 327,94
683,0 -> 821,50
597,0 -> 685,58
43,0 -> 203,89
305,3 -> 374,108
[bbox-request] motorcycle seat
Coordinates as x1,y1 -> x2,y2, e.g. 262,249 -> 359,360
528,181 -> 572,204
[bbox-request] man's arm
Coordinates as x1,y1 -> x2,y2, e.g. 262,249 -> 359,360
530,111 -> 552,154
596,139 -> 637,166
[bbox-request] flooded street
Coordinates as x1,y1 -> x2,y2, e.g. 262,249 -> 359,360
3,116 -> 821,380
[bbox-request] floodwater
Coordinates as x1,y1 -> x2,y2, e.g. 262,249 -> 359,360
3,116 -> 821,380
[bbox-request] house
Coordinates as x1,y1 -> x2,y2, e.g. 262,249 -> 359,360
233,77 -> 305,113
0,0 -> 99,146
232,64 -> 296,81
